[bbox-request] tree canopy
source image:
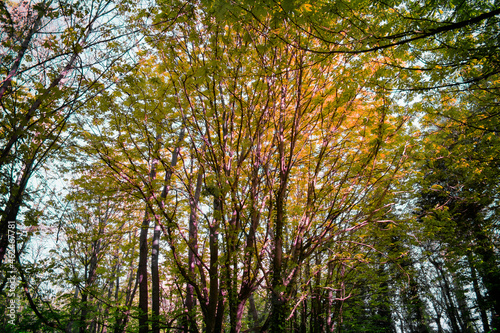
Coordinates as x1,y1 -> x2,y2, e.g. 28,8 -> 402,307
1,0 -> 499,332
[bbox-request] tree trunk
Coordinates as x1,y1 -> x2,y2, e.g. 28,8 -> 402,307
138,210 -> 150,333
185,171 -> 203,333
205,194 -> 223,333
0,158 -> 34,265
269,178 -> 288,332
151,223 -> 161,333
468,254 -> 490,332
80,228 -> 101,333
248,294 -> 260,331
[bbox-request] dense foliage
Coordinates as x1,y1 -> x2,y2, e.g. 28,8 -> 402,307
1,0 -> 499,332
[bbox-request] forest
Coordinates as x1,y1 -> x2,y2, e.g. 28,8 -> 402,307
0,0 -> 499,332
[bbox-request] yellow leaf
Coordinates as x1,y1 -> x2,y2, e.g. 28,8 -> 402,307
303,4 -> 312,12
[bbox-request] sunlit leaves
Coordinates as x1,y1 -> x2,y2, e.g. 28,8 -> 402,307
3,0 -> 500,331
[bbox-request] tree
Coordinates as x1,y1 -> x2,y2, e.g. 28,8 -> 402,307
0,0 -> 143,266
4,1 -> 499,332
147,8 -> 411,332
416,112 -> 500,330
